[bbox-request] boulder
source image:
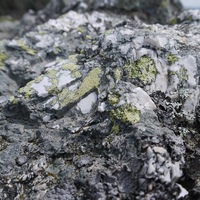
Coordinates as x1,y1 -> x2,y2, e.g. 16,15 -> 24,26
1,0 -> 200,199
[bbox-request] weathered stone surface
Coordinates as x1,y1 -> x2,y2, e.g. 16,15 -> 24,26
0,0 -> 183,40
1,0 -> 200,199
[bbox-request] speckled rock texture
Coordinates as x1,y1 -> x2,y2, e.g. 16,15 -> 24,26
1,0 -> 200,200
0,0 -> 183,39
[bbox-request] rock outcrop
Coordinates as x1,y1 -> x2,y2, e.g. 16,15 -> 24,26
1,0 -> 200,199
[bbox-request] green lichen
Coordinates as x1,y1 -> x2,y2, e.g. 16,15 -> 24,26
108,93 -> 120,106
123,56 -> 157,85
0,52 -> 7,69
46,69 -> 57,79
34,75 -> 45,83
54,47 -> 61,54
46,70 -> 59,94
57,67 -> 101,108
17,40 -> 37,55
168,18 -> 177,25
104,29 -> 113,36
167,53 -> 178,65
114,68 -> 122,81
187,15 -> 193,22
0,16 -> 15,22
86,35 -> 92,40
18,81 -> 34,99
110,123 -> 120,134
168,70 -> 176,77
8,95 -> 18,105
68,54 -> 78,63
179,66 -> 188,86
62,62 -> 78,71
72,71 -> 81,78
160,0 -> 168,8
80,49 -> 85,55
110,104 -> 140,124
77,26 -> 85,33
62,62 -> 81,78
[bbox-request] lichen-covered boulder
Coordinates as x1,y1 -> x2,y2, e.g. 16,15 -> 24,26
0,0 -> 183,40
1,0 -> 200,200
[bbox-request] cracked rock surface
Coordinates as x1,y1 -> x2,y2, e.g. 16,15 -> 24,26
0,0 -> 200,199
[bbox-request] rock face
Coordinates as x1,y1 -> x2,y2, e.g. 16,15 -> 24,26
0,0 -> 183,39
1,0 -> 200,199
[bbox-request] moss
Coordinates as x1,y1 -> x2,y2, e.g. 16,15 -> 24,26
110,104 -> 140,124
0,52 -> 7,69
123,56 -> 157,85
58,67 -> 101,108
167,53 -> 178,65
17,40 -> 37,55
108,93 -> 120,106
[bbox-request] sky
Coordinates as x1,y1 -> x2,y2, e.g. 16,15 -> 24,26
181,0 -> 200,8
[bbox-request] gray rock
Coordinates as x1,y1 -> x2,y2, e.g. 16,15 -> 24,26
1,0 -> 200,199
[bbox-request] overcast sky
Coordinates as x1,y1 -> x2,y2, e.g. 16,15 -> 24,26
181,0 -> 200,8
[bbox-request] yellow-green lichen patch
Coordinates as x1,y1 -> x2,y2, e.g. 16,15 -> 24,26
77,26 -> 85,33
34,75 -> 45,83
0,52 -> 7,69
46,70 -> 59,95
68,54 -> 78,63
46,69 -> 58,79
123,56 -> 157,85
62,62 -> 78,71
110,123 -> 120,135
0,16 -> 15,22
108,93 -> 120,106
57,67 -> 101,108
62,62 -> 81,78
168,18 -> 177,25
179,66 -> 188,86
187,15 -> 193,22
104,29 -> 113,36
110,104 -> 140,124
167,53 -> 178,65
54,47 -> 61,54
168,70 -> 176,76
17,40 -> 37,55
86,35 -> 92,40
18,80 -> 34,99
8,95 -> 18,105
114,68 -> 122,81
